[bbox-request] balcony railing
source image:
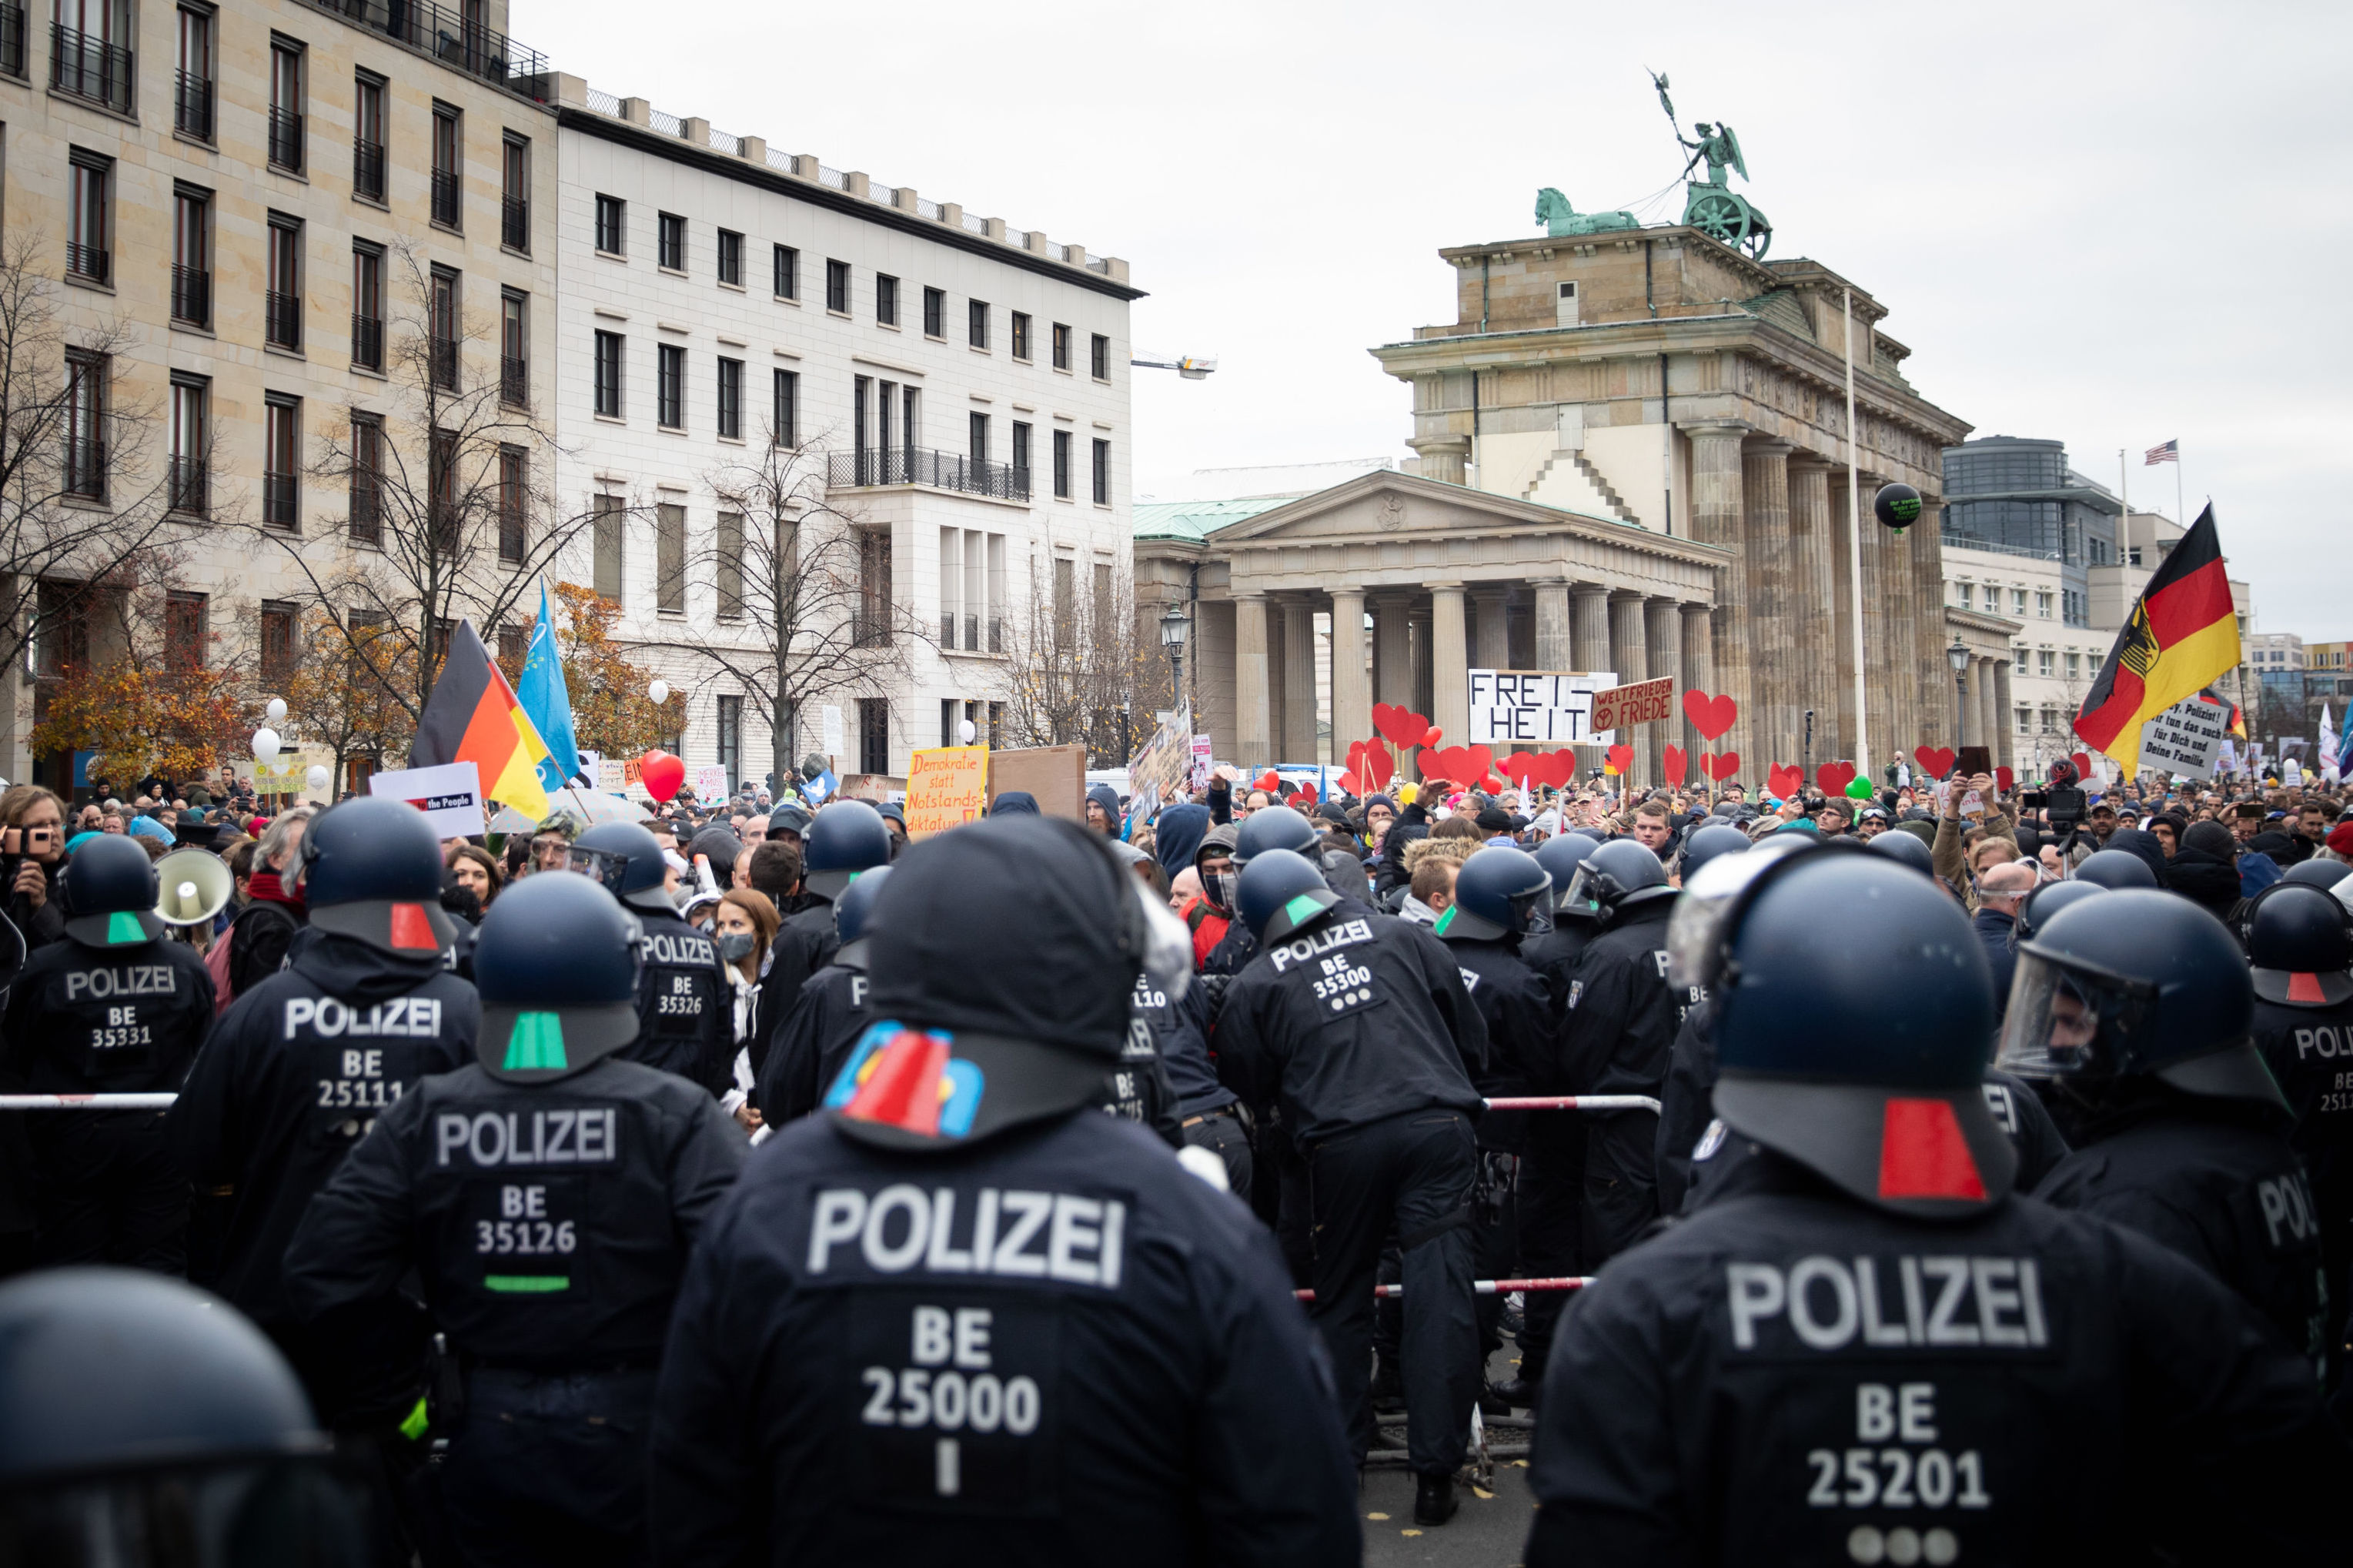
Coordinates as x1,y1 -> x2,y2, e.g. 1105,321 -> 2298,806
306,0 -> 548,94
429,338 -> 460,391
431,168 -> 460,226
170,266 -> 209,326
167,456 -> 208,517
0,5 -> 23,77
501,194 -> 528,251
500,356 -> 527,406
353,137 -> 386,201
262,473 -> 299,531
63,439 -> 105,501
827,446 -> 1031,503
51,24 -> 132,115
174,70 -> 212,137
352,313 -> 383,370
266,292 -> 302,351
65,242 -> 109,286
268,107 -> 303,171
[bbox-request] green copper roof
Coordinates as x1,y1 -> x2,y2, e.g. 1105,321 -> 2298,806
1131,496 -> 1291,543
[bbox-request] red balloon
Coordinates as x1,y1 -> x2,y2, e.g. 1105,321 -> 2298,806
640,749 -> 686,804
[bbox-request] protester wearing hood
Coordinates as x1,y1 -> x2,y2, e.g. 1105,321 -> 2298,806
991,790 -> 1041,817
2166,819 -> 2245,922
1154,801 -> 1211,888
2103,826 -> 2173,884
1085,784 -> 1124,835
1177,823 -> 1240,968
1376,800 -> 1432,901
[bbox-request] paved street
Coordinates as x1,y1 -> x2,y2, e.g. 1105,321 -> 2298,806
1360,1344 -> 1537,1566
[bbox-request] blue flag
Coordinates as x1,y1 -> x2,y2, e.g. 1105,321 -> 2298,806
517,580 -> 583,792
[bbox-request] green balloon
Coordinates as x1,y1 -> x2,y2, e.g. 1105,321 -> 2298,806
1844,776 -> 1874,801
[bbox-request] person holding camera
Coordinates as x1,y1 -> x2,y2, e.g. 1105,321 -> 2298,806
0,785 -> 69,951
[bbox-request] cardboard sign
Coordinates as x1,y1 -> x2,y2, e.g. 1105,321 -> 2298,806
1191,734 -> 1213,794
1468,670 -> 1619,747
988,745 -> 1087,821
2136,695 -> 2230,781
904,747 -> 990,838
1124,706 -> 1193,834
694,764 -> 730,804
369,761 -> 486,837
838,772 -> 906,803
1589,677 -> 1676,734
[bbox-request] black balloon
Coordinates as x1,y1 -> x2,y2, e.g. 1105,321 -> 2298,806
1873,482 -> 1923,531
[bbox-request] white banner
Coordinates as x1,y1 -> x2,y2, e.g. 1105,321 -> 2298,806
369,761 -> 486,837
694,764 -> 730,803
2135,695 -> 2230,781
1467,670 -> 1618,747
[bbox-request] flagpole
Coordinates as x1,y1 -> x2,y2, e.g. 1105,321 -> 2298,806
2174,447 -> 2184,526
2117,448 -> 2128,533
1844,287 -> 1869,780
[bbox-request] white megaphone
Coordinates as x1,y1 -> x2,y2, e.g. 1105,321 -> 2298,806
154,847 -> 236,928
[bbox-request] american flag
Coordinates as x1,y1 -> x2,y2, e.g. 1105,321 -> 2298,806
2144,439 -> 2179,465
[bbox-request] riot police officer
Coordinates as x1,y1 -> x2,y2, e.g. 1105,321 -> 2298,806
1135,938 -> 1248,1194
0,835 -> 210,1269
284,871 -> 745,1566
764,800 -> 892,1024
755,863 -> 891,1124
2011,889 -> 2331,1373
171,795 -> 478,1430
1217,848 -> 1487,1526
1526,843 -> 2350,1566
570,821 -> 729,1094
647,817 -> 1359,1563
1519,832 -> 1603,1015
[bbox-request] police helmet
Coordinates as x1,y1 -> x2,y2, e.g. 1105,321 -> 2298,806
803,800 -> 891,900
0,1269 -> 363,1560
570,821 -> 676,914
2242,881 -> 2353,1007
61,833 -> 163,948
834,862 -> 893,945
299,796 -> 458,956
1236,847 -> 1339,947
2015,878 -> 2106,944
1671,839 -> 2015,1215
1999,890 -> 2279,1109
1677,822 -> 1751,884
1442,846 -> 1553,941
473,870 -> 646,1083
1867,827 -> 1936,878
2074,848 -> 2161,891
1232,806 -> 1319,867
1563,837 -> 1673,921
1532,832 -> 1603,918
2281,858 -> 2351,891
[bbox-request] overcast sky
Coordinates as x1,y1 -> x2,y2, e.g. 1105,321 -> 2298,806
517,0 -> 2352,639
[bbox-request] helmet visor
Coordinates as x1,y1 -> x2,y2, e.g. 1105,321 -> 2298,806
566,847 -> 631,898
1512,885 -> 1554,937
1131,876 -> 1194,1005
1995,948 -> 2159,1082
1666,841 -> 1799,993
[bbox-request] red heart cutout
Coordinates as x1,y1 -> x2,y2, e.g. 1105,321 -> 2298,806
1605,744 -> 1633,776
2071,751 -> 2093,780
1701,750 -> 1740,782
1662,744 -> 1688,787
1372,704 -> 1432,751
1421,727 -> 1443,751
1362,741 -> 1395,791
1540,751 -> 1579,789
1419,744 -> 1467,783
1297,782 -> 1319,807
1500,752 -> 1543,787
1817,761 -> 1857,796
1915,746 -> 1957,779
1334,771 -> 1360,795
1767,764 -> 1803,798
1255,769 -> 1280,792
1995,767 -> 2014,794
1683,690 -> 1738,741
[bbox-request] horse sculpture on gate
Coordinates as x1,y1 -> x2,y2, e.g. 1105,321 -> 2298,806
1534,188 -> 1640,239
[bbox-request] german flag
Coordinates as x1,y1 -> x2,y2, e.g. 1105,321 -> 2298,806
2198,687 -> 2248,741
2074,506 -> 2240,777
410,619 -> 556,815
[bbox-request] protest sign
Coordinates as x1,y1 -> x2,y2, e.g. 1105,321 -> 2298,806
693,764 -> 730,804
1124,706 -> 1193,834
1468,670 -> 1618,747
1589,676 -> 1676,734
2134,694 -> 2230,781
904,747 -> 990,837
1191,734 -> 1213,793
988,745 -> 1087,821
369,761 -> 486,837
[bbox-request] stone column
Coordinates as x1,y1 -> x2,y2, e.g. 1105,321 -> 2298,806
1887,525 -> 1923,756
1978,657 -> 2000,767
1234,593 -> 1272,766
1410,602 -> 1434,722
1645,598 -> 1682,784
1330,587 -> 1370,761
1429,583 -> 1469,748
1609,593 -> 1649,790
1571,583 -> 1613,773
1742,440 -> 1796,770
1955,654 -> 1977,748
1828,473 -> 1859,763
1994,658 -> 2016,774
1912,505 -> 1950,754
1471,587 -> 1510,672
1680,603 -> 1715,772
1686,424 -> 1750,766
1411,435 -> 1469,486
1532,578 -> 1572,670
1787,457 -> 1838,760
1281,599 -> 1317,763
1375,595 -> 1415,707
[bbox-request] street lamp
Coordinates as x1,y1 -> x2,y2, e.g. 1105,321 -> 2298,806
1947,637 -> 1970,751
1160,603 -> 1191,704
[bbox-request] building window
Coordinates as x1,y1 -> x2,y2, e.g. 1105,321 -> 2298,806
429,266 -> 460,390
498,445 -> 526,563
716,511 -> 744,621
875,272 -> 898,327
657,212 -> 685,271
349,410 -> 383,544
174,6 -> 214,139
2065,651 -> 2081,680
969,412 -> 988,466
67,152 -> 110,285
857,698 -> 889,777
716,356 -> 742,440
1051,322 -> 1071,371
2015,706 -> 2032,737
259,601 -> 296,689
426,428 -> 459,554
353,71 -> 386,200
595,193 -> 625,255
1091,333 -> 1110,379
2035,590 -> 2053,620
171,186 -> 210,326
826,259 -> 849,313
717,694 -> 742,791
773,244 -> 797,299
857,529 -> 892,646
52,0 -> 132,115
167,374 -> 207,517
63,350 -> 105,500
938,528 -> 960,647
657,343 -> 685,429
501,132 -> 529,252
923,286 -> 944,338
266,215 -> 302,351
968,299 -> 988,349
593,331 -> 623,419
715,227 -> 744,286
656,503 -> 686,613
262,394 -> 300,531
268,38 -> 303,172
2008,587 -> 2026,616
2037,648 -> 2055,677
1011,312 -> 1031,361
431,104 -> 461,228
772,368 -> 798,447
1052,555 -> 1075,647
350,241 -> 385,369
1052,429 -> 1072,500
500,291 -> 528,406
1011,422 -> 1031,490
593,493 -> 623,600
1091,438 -> 1110,504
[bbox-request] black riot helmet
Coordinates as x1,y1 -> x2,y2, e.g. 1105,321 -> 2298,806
2074,848 -> 2161,891
2015,879 -> 2107,944
1232,805 -> 1319,867
0,1268 -> 366,1562
834,862 -> 893,945
1441,846 -> 1553,941
803,799 -> 892,900
2281,859 -> 2351,892
1677,823 -> 1751,884
61,833 -> 162,948
570,821 -> 674,914
473,869 -> 644,1084
1999,889 -> 2280,1110
300,796 -> 457,956
1532,832 -> 1603,918
1236,847 -> 1339,946
1669,838 -> 2015,1215
1563,837 -> 1674,921
2243,881 -> 2353,1008
1867,827 -> 1936,879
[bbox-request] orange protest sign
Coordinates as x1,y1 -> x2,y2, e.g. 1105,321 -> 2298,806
905,747 -> 990,838
1590,677 -> 1676,733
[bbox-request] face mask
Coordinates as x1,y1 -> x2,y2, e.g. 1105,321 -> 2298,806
715,931 -> 757,964
1204,870 -> 1238,912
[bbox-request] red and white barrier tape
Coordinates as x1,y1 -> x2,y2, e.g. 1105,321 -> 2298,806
1482,1094 -> 1660,1114
0,1094 -> 179,1110
1295,1275 -> 1593,1302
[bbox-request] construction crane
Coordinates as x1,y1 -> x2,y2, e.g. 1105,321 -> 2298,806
1131,349 -> 1218,380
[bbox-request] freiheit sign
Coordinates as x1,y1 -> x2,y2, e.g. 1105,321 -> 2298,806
1468,670 -> 1617,747
1589,677 -> 1676,733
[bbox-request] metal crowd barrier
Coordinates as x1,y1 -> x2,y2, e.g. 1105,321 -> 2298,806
0,1095 -> 179,1109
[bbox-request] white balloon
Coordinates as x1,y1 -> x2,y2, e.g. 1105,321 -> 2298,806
306,764 -> 331,791
648,679 -> 671,707
958,720 -> 977,744
252,727 -> 281,763
265,697 -> 288,723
